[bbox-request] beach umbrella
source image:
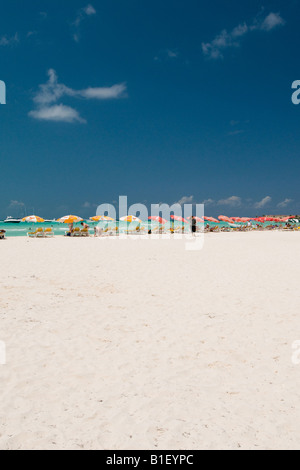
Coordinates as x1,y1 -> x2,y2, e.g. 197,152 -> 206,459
21,215 -> 45,223
90,216 -> 115,222
148,216 -> 167,224
187,216 -> 204,223
204,216 -> 220,223
231,217 -> 251,223
170,215 -> 188,223
218,215 -> 234,223
57,215 -> 83,224
120,215 -> 142,223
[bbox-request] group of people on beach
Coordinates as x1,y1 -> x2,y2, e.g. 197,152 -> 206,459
66,221 -> 90,236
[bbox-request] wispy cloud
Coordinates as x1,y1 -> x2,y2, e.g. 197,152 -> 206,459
218,196 -> 242,207
227,130 -> 244,136
202,198 -> 215,206
176,196 -> 194,206
154,49 -> 179,62
29,69 -> 127,123
72,4 -> 96,42
260,12 -> 285,31
9,200 -> 25,208
202,12 -> 285,59
0,33 -> 19,46
277,198 -> 293,209
29,104 -> 86,124
254,196 -> 272,209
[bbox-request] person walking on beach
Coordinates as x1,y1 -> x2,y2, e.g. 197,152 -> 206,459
190,216 -> 197,236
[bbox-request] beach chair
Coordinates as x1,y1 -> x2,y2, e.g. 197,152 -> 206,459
0,230 -> 6,240
72,227 -> 82,237
109,227 -> 119,235
27,227 -> 44,238
80,228 -> 89,237
44,228 -> 54,238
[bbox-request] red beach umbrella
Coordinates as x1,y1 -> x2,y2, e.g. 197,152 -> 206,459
203,217 -> 220,223
148,216 -> 167,224
218,215 -> 234,223
187,216 -> 204,223
170,215 -> 188,223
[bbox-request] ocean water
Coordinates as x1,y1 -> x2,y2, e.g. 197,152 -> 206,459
0,220 -> 294,238
0,220 -> 191,237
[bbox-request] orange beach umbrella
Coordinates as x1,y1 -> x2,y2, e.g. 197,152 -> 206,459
120,215 -> 142,223
22,215 -> 45,223
57,215 -> 83,224
90,216 -> 115,222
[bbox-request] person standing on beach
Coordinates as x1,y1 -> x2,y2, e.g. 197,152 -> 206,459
67,222 -> 74,237
191,216 -> 197,235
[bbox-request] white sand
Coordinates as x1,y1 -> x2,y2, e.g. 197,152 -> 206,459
0,232 -> 300,450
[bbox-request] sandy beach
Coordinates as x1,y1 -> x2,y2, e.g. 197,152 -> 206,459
0,232 -> 300,450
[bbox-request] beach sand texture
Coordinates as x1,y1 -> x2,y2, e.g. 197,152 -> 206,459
0,232 -> 300,450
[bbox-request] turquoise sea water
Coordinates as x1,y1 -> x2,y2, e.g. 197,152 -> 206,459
0,220 -> 191,237
0,220 -> 296,237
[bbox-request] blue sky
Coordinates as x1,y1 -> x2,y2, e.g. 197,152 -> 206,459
0,0 -> 299,219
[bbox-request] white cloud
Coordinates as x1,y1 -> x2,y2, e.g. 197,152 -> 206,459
33,69 -> 126,104
260,13 -> 285,32
80,84 -> 127,99
154,49 -> 179,62
29,104 -> 86,123
33,69 -> 74,105
9,200 -> 25,208
166,49 -> 178,58
202,12 -> 285,59
84,5 -> 96,16
254,196 -> 272,209
277,198 -> 293,209
29,69 -> 126,123
0,33 -> 19,46
73,4 -> 96,42
218,196 -> 242,207
202,198 -> 215,206
176,196 -> 194,206
227,130 -> 244,136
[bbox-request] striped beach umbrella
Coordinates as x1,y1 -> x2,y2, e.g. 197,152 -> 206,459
90,216 -> 115,222
22,215 -> 45,223
204,216 -> 220,223
218,215 -> 234,223
57,215 -> 83,224
170,215 -> 188,223
188,216 -> 204,223
120,215 -> 142,223
148,216 -> 167,224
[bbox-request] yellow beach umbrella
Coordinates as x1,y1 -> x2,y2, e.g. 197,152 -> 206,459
90,216 -> 115,222
57,215 -> 83,224
22,215 -> 45,223
120,215 -> 142,223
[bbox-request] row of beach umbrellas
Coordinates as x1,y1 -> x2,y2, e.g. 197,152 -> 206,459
21,214 -> 295,224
